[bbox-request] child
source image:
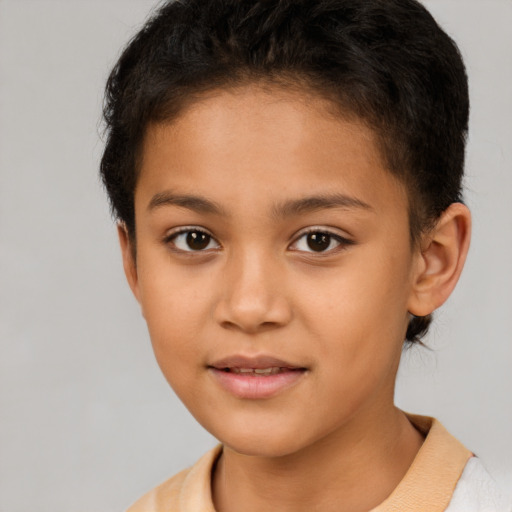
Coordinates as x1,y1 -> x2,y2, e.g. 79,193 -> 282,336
100,0 -> 509,510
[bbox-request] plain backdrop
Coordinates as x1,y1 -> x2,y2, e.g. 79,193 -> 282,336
0,1 -> 511,510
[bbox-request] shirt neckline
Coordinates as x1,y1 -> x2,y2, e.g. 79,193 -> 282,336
156,413 -> 473,511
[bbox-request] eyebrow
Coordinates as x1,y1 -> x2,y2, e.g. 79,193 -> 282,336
147,191 -> 372,217
272,193 -> 373,219
148,191 -> 226,215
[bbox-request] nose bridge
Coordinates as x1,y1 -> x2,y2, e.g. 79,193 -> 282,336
215,244 -> 291,332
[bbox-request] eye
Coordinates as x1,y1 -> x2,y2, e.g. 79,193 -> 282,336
166,228 -> 220,252
290,230 -> 352,253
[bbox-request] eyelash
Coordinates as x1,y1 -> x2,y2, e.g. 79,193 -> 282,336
163,227 -> 354,255
290,228 -> 354,254
163,227 -> 220,253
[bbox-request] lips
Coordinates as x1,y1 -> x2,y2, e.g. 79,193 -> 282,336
210,355 -> 303,371
224,367 -> 285,375
208,355 -> 307,399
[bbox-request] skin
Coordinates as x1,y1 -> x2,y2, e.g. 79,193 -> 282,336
119,85 -> 471,511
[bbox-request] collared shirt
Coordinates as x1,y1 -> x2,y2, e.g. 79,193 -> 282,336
126,414 -> 507,511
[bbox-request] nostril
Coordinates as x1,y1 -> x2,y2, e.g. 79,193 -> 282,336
219,318 -> 285,334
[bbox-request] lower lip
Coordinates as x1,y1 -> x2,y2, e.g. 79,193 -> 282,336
209,368 -> 306,399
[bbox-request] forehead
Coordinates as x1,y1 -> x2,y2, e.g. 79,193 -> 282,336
137,85 -> 407,218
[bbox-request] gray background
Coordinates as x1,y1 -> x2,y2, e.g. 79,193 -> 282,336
0,0 -> 510,510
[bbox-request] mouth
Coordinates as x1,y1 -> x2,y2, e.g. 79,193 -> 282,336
208,355 -> 307,399
218,366 -> 304,375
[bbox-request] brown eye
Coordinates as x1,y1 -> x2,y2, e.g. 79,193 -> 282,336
169,229 -> 220,252
290,229 -> 352,254
186,231 -> 210,250
306,232 -> 331,252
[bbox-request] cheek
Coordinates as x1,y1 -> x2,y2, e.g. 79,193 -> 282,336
294,248 -> 411,378
136,256 -> 213,376
296,256 -> 410,339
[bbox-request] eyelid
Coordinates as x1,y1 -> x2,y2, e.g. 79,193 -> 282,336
162,225 -> 353,254
288,226 -> 354,253
163,225 -> 221,252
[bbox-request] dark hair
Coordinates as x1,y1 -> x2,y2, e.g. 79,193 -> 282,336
100,0 -> 469,345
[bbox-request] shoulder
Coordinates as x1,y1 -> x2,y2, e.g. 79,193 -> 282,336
446,457 -> 512,512
125,445 -> 222,512
125,466 -> 191,512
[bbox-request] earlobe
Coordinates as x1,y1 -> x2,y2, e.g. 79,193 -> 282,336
117,223 -> 141,304
408,203 -> 471,317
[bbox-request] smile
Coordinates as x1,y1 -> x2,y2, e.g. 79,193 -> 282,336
208,356 -> 307,399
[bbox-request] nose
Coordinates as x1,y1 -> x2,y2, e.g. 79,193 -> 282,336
213,249 -> 293,334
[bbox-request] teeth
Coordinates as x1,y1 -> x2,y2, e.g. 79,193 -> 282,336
254,368 -> 278,375
231,367 -> 281,375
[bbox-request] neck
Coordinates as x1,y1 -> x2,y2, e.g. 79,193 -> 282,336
212,406 -> 424,512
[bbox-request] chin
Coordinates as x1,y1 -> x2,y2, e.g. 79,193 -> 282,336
225,436 -> 306,458
205,416 -> 318,459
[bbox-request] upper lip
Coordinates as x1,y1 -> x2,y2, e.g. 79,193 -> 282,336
209,355 -> 305,370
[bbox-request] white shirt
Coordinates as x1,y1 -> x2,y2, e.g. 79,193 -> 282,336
447,457 -> 511,511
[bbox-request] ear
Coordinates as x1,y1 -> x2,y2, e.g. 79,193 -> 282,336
408,203 -> 471,317
117,223 -> 141,304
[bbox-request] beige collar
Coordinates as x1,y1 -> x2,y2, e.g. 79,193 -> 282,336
128,414 -> 472,512
371,414 -> 472,511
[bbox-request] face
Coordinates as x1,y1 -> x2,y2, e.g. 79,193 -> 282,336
124,85 -> 422,458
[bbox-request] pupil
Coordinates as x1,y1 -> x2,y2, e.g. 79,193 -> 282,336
307,232 -> 330,252
186,231 -> 210,250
